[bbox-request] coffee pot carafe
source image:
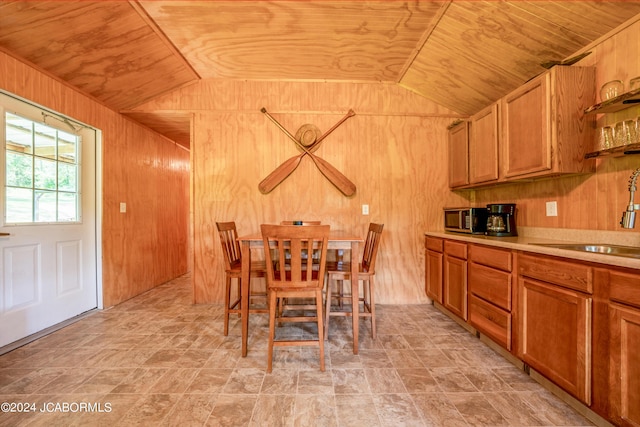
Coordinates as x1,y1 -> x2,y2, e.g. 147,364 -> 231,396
486,204 -> 517,236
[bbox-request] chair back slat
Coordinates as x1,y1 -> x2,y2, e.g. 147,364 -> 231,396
261,224 -> 330,289
361,223 -> 384,272
216,221 -> 241,270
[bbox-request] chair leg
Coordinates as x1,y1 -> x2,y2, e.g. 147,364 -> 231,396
223,275 -> 232,336
324,276 -> 333,340
368,277 -> 376,339
267,290 -> 277,373
316,288 -> 325,371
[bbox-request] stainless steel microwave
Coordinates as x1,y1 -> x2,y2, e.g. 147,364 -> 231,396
444,207 -> 488,234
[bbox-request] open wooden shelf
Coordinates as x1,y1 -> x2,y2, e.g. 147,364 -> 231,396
585,142 -> 640,159
584,88 -> 640,114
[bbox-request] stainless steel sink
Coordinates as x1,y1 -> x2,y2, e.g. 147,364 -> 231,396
529,242 -> 640,259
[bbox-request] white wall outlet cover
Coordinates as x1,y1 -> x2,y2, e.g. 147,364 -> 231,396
545,201 -> 558,217
120,202 -> 127,213
362,204 -> 369,215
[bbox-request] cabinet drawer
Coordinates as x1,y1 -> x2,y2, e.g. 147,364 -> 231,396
609,269 -> 640,309
469,263 -> 512,310
425,236 -> 443,252
444,240 -> 467,259
468,294 -> 511,350
519,253 -> 593,294
470,244 -> 512,271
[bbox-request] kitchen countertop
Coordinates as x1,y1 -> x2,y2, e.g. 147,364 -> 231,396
425,226 -> 640,270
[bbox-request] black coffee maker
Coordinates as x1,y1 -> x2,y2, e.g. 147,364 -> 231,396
486,204 -> 517,236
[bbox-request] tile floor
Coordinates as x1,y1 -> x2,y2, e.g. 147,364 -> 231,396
0,274 -> 595,426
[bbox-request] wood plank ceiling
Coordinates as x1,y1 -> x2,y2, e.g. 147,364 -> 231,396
1,1 -> 640,149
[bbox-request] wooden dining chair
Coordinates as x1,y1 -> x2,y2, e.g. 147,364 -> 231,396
324,223 -> 384,340
261,224 -> 330,372
216,221 -> 268,336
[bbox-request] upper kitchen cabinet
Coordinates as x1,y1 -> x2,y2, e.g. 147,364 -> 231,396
448,121 -> 469,188
502,66 -> 596,180
469,103 -> 500,185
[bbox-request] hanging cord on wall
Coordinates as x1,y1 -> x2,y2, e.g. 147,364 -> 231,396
41,112 -> 90,134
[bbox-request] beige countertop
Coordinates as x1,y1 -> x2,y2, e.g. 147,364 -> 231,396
425,226 -> 640,270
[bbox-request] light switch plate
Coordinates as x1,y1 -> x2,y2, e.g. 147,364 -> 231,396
362,204 -> 369,215
546,201 -> 557,217
120,202 -> 127,213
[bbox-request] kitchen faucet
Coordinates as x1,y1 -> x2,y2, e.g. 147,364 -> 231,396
621,167 -> 640,228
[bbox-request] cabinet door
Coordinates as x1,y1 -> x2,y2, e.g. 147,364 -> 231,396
469,103 -> 500,184
520,276 -> 592,404
610,304 -> 640,427
503,73 -> 551,178
444,255 -> 467,320
448,122 -> 469,188
426,250 -> 443,303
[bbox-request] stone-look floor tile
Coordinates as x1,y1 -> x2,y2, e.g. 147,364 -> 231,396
459,367 -> 511,392
186,369 -> 233,393
142,349 -> 185,367
260,368 -> 298,394
148,367 -> 200,394
358,349 -> 393,368
202,349 -> 240,369
484,391 -> 554,426
250,394 -> 296,426
206,394 -> 256,427
396,368 -> 439,393
162,393 -> 217,426
118,393 -> 181,425
429,367 -> 478,392
364,368 -> 406,393
111,367 -> 168,394
332,369 -> 370,395
33,367 -> 98,394
72,368 -> 133,394
0,274 -> 596,427
294,394 -> 338,427
0,367 -> 68,394
521,389 -> 594,426
222,367 -> 265,394
298,370 -> 334,395
447,392 -> 509,426
334,394 -> 381,426
413,348 -> 455,369
411,392 -> 468,427
372,393 -> 424,426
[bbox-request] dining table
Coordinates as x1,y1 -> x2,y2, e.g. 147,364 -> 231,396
237,230 -> 364,357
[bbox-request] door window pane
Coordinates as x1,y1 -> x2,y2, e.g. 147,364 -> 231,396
4,112 -> 80,223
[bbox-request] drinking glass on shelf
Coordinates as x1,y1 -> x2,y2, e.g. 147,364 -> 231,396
614,122 -> 625,147
600,80 -> 624,101
623,119 -> 637,145
598,126 -> 615,150
629,77 -> 640,92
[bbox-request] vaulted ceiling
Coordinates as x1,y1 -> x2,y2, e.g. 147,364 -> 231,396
2,1 -> 640,148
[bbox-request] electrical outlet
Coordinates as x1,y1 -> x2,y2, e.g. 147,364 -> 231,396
546,201 -> 557,217
362,204 -> 369,215
120,202 -> 127,213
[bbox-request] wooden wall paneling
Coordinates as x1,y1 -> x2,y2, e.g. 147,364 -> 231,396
1,50 -> 190,308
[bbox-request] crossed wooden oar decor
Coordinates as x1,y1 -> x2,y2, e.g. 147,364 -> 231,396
259,107 -> 356,196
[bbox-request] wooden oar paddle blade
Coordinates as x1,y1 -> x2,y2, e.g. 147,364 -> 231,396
311,155 -> 356,197
258,155 -> 303,193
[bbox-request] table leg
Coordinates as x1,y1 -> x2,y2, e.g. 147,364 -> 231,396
240,240 -> 251,357
350,240 -> 359,354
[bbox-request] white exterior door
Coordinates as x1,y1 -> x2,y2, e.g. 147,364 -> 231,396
0,92 -> 97,348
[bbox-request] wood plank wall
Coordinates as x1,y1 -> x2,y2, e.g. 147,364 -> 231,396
137,80 -> 467,304
473,19 -> 640,234
0,49 -> 190,308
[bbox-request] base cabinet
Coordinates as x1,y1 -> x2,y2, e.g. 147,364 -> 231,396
519,254 -> 593,405
443,240 -> 468,320
609,269 -> 640,427
468,244 -> 513,350
425,237 -> 444,303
